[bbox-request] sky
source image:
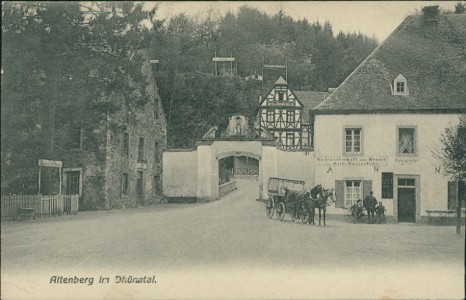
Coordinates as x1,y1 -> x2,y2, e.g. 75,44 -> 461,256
151,1 -> 460,42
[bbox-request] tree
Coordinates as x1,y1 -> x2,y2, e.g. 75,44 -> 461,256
434,115 -> 466,235
1,2 -> 154,193
436,115 -> 466,181
454,1 -> 466,14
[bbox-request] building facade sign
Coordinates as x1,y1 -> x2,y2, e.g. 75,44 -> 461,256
316,156 -> 388,166
394,158 -> 419,165
38,159 -> 63,168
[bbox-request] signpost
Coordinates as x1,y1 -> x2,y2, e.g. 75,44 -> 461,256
213,53 -> 236,77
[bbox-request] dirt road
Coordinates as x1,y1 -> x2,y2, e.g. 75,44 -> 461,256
2,179 -> 464,299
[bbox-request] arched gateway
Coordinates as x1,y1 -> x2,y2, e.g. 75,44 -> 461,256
163,115 -> 315,202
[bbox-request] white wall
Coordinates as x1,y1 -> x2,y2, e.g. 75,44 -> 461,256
314,113 -> 463,217
277,150 -> 315,191
163,140 -> 318,201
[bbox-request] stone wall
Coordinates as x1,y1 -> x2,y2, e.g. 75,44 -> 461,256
163,149 -> 198,198
58,59 -> 167,210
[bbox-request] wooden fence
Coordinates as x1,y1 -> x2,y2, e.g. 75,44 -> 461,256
1,194 -> 79,220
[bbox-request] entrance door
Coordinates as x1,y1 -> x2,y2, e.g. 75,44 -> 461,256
65,170 -> 82,207
136,171 -> 144,204
397,178 -> 416,222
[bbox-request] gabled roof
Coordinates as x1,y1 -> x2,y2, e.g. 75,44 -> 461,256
275,76 -> 287,85
294,91 -> 329,121
314,13 -> 466,114
259,77 -> 305,108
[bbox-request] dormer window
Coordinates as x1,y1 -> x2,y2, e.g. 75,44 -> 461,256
392,74 -> 408,96
396,81 -> 405,93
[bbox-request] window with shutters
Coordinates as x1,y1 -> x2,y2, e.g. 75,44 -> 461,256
448,180 -> 466,209
345,180 -> 361,207
344,127 -> 362,154
397,126 -> 417,156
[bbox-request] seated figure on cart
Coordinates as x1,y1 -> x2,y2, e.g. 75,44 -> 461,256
351,199 -> 365,224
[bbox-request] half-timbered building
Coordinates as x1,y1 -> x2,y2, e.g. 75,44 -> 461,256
258,77 -> 329,150
258,77 -> 303,149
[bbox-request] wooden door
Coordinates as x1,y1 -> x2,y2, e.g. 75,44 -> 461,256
398,188 -> 416,222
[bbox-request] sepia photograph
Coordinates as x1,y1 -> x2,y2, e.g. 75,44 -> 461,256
1,1 -> 465,299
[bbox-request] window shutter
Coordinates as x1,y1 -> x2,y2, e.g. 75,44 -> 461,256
448,181 -> 457,210
459,181 -> 466,208
335,180 -> 344,208
363,180 -> 372,199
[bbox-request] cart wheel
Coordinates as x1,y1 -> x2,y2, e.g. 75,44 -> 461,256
266,197 -> 275,219
300,205 -> 309,224
276,202 -> 285,221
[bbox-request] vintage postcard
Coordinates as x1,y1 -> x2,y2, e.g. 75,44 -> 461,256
1,1 -> 465,299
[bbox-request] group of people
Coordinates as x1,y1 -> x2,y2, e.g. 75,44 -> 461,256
351,191 -> 386,224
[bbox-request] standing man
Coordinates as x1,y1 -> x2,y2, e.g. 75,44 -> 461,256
363,191 -> 378,224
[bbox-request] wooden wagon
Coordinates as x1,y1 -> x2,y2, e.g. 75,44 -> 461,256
266,177 -> 309,223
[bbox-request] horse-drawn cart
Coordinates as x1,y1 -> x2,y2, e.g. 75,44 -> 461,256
266,177 -> 309,223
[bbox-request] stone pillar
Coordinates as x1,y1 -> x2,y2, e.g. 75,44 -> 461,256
197,144 -> 216,201
260,145 -> 278,200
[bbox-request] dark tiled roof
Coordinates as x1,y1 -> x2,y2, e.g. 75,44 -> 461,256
446,14 -> 466,36
294,91 -> 329,121
314,14 -> 466,114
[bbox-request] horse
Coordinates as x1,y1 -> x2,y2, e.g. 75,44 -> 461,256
305,185 -> 335,226
284,188 -> 309,222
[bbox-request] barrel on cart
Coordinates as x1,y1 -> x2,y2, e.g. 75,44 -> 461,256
266,177 -> 309,223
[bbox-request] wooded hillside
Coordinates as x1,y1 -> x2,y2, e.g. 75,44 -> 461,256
147,6 -> 379,147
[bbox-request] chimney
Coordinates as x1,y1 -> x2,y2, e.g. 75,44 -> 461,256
422,5 -> 439,26
259,94 -> 262,103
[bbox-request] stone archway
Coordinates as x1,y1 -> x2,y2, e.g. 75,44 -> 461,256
216,151 -> 262,199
